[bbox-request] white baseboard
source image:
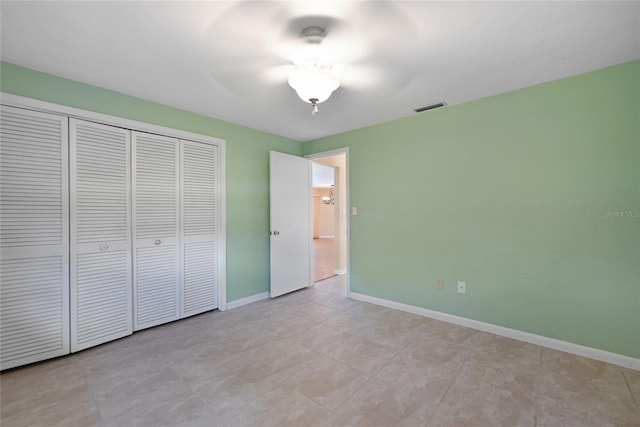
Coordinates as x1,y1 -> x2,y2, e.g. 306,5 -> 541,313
227,292 -> 269,310
349,292 -> 640,371
318,235 -> 335,239
333,269 -> 347,275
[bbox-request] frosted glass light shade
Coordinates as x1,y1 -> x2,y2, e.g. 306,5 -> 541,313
288,67 -> 340,104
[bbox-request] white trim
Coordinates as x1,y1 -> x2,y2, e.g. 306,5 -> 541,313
227,292 -> 269,310
306,148 -> 350,159
318,235 -> 335,239
0,93 -> 226,147
333,269 -> 347,275
305,148 -> 350,296
1,92 -> 228,315
308,158 -> 314,289
349,292 -> 640,371
217,141 -> 227,311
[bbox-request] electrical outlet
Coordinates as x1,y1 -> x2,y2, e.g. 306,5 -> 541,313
457,281 -> 466,294
436,279 -> 444,290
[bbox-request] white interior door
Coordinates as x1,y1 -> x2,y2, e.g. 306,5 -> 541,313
269,151 -> 311,297
0,106 -> 70,370
180,140 -> 218,317
132,131 -> 180,330
70,119 -> 132,352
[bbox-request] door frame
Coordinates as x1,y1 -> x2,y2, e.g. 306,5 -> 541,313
305,148 -> 350,295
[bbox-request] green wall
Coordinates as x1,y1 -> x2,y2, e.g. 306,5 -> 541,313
0,61 -> 302,302
304,60 -> 640,359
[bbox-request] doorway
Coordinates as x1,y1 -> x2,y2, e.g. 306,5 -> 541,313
312,163 -> 336,282
308,149 -> 349,293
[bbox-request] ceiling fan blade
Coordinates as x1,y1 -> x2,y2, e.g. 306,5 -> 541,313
339,62 -> 415,96
203,1 -> 420,96
263,64 -> 295,85
203,2 -> 294,95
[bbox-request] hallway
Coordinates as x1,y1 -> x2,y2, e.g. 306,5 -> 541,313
313,238 -> 335,282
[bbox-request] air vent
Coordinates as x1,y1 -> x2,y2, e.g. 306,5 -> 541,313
414,102 -> 447,113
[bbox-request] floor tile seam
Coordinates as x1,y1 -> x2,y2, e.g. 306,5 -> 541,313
356,333 -> 412,351
317,365 -> 379,414
533,400 -> 540,427
383,340 -> 413,364
538,390 -> 635,415
299,379 -> 363,413
310,300 -> 350,312
286,386 -> 333,415
462,349 -> 544,374
297,339 -> 346,357
315,301 -> 350,311
424,353 -> 469,426
621,369 -> 638,406
168,364 -> 204,399
533,346 -> 546,426
2,371 -> 107,427
264,349 -> 326,386
535,388 -> 639,421
80,361 -> 110,426
498,344 -> 546,361
249,378 -> 330,421
349,333 -> 406,355
363,340 -> 410,378
315,322 -> 355,339
458,367 -> 539,400
185,370 -> 268,418
312,352 -> 375,381
311,290 -> 339,298
300,313 -> 340,324
178,381 -> 222,420
322,351 -> 374,378
316,320 -> 358,336
0,362 -> 102,418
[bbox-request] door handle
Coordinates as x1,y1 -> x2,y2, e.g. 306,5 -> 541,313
155,240 -> 162,245
271,230 -> 280,236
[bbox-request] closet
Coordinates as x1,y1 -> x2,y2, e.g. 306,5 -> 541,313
0,101 -> 224,370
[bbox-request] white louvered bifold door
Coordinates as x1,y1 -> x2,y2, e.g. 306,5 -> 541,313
0,105 -> 70,370
70,119 -> 132,352
180,140 -> 218,317
133,132 -> 180,330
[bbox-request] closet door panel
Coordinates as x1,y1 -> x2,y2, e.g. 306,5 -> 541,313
70,119 -> 132,352
133,132 -> 180,330
181,140 -> 218,317
0,105 -> 70,370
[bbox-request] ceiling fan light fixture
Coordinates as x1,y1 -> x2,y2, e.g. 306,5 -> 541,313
288,25 -> 341,115
288,66 -> 340,105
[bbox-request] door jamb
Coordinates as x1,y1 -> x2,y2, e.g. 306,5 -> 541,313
305,148 -> 350,296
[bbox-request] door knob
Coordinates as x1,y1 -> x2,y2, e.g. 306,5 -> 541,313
272,230 -> 280,236
155,240 -> 162,245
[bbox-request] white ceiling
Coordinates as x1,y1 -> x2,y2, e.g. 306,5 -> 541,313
1,1 -> 638,142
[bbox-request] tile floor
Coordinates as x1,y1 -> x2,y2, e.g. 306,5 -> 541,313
1,276 -> 638,426
313,238 -> 336,282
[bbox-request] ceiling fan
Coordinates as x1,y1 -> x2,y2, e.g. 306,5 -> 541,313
207,1 -> 418,116
287,25 -> 341,115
